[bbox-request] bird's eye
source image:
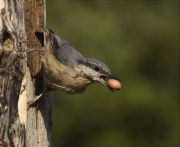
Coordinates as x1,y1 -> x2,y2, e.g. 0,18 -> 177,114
95,66 -> 100,71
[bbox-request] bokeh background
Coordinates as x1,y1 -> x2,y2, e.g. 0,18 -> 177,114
46,1 -> 179,146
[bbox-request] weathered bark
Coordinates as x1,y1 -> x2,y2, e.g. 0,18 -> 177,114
0,0 -> 51,146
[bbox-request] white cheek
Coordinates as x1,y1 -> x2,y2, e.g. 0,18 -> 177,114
79,65 -> 99,78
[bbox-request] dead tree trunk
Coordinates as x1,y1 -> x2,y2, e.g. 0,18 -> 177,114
0,0 -> 52,146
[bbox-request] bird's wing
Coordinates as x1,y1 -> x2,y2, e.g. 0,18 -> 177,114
50,34 -> 84,67
41,24 -> 84,67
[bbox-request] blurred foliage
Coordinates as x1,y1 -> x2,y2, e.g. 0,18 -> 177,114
46,0 -> 179,146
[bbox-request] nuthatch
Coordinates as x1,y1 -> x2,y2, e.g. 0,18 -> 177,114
27,25 -> 120,106
41,24 -> 120,94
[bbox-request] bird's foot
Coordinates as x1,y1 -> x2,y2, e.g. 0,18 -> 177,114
27,93 -> 43,109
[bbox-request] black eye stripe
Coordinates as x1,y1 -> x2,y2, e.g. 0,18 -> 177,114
95,66 -> 99,71
77,58 -> 109,73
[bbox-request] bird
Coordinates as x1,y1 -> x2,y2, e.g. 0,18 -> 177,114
27,24 -> 120,107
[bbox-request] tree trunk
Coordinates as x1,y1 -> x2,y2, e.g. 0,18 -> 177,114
0,0 -> 52,146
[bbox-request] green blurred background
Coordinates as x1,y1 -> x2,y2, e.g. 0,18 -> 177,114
46,1 -> 179,146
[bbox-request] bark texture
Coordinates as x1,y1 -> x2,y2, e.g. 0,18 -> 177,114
0,0 -> 52,146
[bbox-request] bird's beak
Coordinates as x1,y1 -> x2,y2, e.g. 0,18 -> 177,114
99,74 -> 121,92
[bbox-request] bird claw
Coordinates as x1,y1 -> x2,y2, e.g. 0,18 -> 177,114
27,93 -> 43,109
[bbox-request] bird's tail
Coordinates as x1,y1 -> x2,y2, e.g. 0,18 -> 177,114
41,24 -> 53,54
41,24 -> 54,34
41,24 -> 49,32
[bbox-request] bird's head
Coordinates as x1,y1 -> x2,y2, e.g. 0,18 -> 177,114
78,58 -> 120,92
